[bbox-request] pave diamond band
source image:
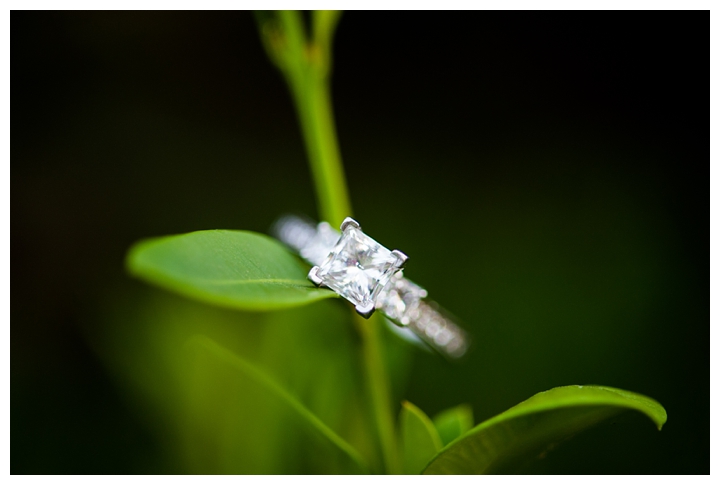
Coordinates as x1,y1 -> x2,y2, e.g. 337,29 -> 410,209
272,215 -> 470,359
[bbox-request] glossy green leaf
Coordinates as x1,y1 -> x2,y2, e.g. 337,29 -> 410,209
433,404 -> 474,447
423,385 -> 667,474
190,335 -> 370,473
400,401 -> 442,474
126,230 -> 336,311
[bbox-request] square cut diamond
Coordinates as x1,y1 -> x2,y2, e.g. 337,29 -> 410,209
316,226 -> 403,309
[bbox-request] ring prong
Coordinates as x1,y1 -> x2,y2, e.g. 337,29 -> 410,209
308,266 -> 323,286
355,302 -> 375,318
392,249 -> 409,269
340,217 -> 360,232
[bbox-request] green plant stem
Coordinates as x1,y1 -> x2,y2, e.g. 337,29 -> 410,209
277,10 -> 351,228
303,76 -> 351,228
258,10 -> 399,473
353,313 -> 401,474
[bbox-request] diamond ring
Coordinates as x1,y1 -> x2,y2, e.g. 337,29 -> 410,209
272,215 -> 470,359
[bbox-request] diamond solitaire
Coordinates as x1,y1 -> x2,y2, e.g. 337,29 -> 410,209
308,217 -> 408,317
274,214 -> 470,359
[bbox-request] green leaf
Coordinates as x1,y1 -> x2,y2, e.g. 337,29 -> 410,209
400,401 -> 442,474
433,404 -> 474,447
190,335 -> 370,474
422,385 -> 667,474
126,230 -> 336,311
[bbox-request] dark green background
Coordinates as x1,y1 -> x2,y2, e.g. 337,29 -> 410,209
12,11 -> 708,473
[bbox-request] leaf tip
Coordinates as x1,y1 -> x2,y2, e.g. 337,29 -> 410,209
589,385 -> 668,431
123,240 -> 145,276
655,407 -> 668,431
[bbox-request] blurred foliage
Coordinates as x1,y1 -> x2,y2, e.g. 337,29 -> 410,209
11,11 -> 707,474
400,400 -> 442,474
89,282 -> 413,473
119,223 -> 667,474
112,10 -> 666,474
432,404 -> 474,447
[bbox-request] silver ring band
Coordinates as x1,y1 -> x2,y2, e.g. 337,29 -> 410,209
272,215 -> 470,359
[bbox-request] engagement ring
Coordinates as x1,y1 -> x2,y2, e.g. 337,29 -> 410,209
272,215 -> 470,359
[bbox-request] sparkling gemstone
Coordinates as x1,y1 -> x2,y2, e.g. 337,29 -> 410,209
377,272 -> 427,326
300,222 -> 340,265
316,226 -> 402,309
